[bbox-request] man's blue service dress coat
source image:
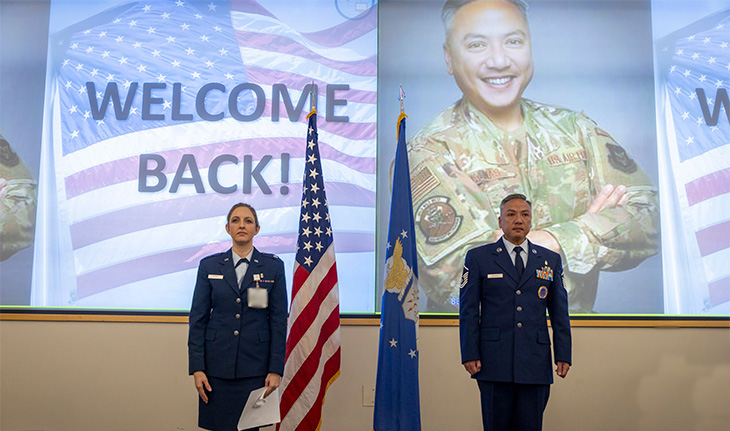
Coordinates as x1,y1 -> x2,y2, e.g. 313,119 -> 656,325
460,239 -> 572,385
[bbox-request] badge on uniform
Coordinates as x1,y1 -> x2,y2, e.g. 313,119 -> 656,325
538,286 -> 548,299
460,266 -> 469,289
248,274 -> 268,308
248,287 -> 268,308
536,265 -> 553,281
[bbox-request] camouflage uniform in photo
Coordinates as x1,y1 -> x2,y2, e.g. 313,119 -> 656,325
408,98 -> 659,313
0,136 -> 37,261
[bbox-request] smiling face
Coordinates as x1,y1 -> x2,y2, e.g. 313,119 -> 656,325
225,206 -> 260,247
498,197 -> 532,245
443,0 -> 533,123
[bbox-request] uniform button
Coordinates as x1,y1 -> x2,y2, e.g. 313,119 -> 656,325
517,322 -> 523,328
517,306 -> 523,312
516,290 -> 522,295
234,330 -> 239,336
235,314 -> 241,319
236,298 -> 241,303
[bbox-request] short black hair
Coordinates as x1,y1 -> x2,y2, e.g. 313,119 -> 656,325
226,203 -> 259,228
442,0 -> 529,36
500,193 -> 532,213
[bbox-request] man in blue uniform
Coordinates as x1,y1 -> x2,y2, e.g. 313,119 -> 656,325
409,0 -> 659,313
460,193 -> 571,431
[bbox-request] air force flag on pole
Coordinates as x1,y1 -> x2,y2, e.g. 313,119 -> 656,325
373,111 -> 421,431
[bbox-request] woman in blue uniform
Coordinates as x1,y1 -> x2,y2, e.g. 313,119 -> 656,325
188,203 -> 288,431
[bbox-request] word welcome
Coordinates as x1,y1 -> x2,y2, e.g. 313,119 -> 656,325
87,82 -> 350,122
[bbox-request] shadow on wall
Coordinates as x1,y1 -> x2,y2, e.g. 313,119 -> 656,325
637,355 -> 730,430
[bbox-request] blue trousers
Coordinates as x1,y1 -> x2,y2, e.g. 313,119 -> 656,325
477,381 -> 550,431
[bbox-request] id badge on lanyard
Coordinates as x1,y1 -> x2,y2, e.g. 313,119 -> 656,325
248,273 -> 268,309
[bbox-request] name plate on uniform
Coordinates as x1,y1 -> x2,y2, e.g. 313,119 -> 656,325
487,273 -> 503,279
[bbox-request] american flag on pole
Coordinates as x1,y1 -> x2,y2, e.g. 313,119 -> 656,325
373,112 -> 421,431
655,7 -> 730,314
33,0 -> 376,310
278,108 -> 340,431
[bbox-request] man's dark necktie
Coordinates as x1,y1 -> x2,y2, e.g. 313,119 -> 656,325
514,246 -> 524,279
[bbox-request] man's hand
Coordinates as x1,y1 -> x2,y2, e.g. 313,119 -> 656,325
527,230 -> 561,254
0,178 -> 8,219
555,361 -> 570,378
588,184 -> 629,214
193,371 -> 212,403
264,373 -> 282,398
525,184 -> 631,254
463,360 -> 481,376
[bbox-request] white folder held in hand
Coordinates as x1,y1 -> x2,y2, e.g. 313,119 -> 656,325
238,387 -> 281,430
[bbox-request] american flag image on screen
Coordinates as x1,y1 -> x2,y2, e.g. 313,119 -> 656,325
655,7 -> 730,314
33,0 -> 377,310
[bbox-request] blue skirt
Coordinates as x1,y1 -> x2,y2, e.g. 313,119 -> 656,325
199,375 -> 267,431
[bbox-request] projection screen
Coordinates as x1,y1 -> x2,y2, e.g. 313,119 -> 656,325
0,0 -> 727,318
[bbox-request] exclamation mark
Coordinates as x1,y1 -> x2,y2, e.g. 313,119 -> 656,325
280,152 -> 290,195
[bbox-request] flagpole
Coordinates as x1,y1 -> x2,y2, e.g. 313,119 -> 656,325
308,81 -> 316,118
398,85 -> 407,140
373,86 -> 421,431
279,86 -> 341,431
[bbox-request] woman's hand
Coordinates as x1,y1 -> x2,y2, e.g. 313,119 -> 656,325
264,373 -> 282,398
193,371 -> 212,403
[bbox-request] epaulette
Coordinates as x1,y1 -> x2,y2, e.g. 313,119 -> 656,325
408,106 -> 462,153
261,252 -> 282,261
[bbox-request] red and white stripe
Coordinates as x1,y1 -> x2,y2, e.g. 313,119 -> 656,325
278,245 -> 341,431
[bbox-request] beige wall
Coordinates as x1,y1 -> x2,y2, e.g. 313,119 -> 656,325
1,320 -> 729,431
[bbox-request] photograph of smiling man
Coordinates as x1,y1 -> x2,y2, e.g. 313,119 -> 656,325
388,0 -> 661,314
